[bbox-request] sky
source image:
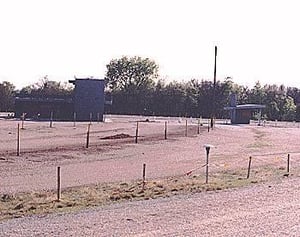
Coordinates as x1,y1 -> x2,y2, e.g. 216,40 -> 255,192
1,0 -> 300,89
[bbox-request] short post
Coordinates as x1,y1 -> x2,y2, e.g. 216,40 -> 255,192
57,166 -> 61,201
97,112 -> 100,123
204,145 -> 211,184
73,112 -> 76,128
86,123 -> 91,148
21,113 -> 25,130
89,113 -> 92,125
17,123 -> 20,156
164,121 -> 167,140
287,154 -> 290,174
135,122 -> 139,143
142,163 -> 146,190
197,118 -> 200,134
50,111 -> 53,128
247,156 -> 252,179
185,119 -> 188,137
207,119 -> 210,132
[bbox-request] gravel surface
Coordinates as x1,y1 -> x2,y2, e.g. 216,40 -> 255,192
1,176 -> 300,236
1,116 -> 300,236
2,117 -> 300,194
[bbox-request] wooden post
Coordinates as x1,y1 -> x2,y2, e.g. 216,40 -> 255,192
287,154 -> 290,173
57,166 -> 61,201
247,156 -> 252,179
89,113 -> 92,125
208,119 -> 210,132
197,118 -> 200,134
211,46 -> 217,129
86,123 -> 91,148
21,113 -> 25,130
135,122 -> 139,143
164,121 -> 167,139
17,123 -> 20,156
185,119 -> 188,137
73,112 -> 76,128
50,111 -> 53,128
142,163 -> 146,190
97,112 -> 100,123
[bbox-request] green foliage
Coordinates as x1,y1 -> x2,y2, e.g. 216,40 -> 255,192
105,56 -> 158,114
2,58 -> 300,122
0,81 -> 15,111
105,56 -> 158,92
18,76 -> 73,98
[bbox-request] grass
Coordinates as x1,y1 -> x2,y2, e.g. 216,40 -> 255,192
247,128 -> 270,148
0,172 -> 252,222
1,165 -> 298,222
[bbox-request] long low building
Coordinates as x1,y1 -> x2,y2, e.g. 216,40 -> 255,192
15,78 -> 105,121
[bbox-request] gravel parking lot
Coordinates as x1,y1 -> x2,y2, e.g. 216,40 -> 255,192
1,115 -> 300,236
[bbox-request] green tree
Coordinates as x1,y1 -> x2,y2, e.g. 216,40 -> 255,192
0,81 -> 15,111
281,96 -> 296,121
105,56 -> 158,91
105,56 -> 158,114
18,76 -> 73,98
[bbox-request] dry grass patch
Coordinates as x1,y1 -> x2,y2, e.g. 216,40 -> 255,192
1,166 -> 295,222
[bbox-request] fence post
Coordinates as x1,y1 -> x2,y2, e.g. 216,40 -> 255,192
89,113 -> 92,125
247,156 -> 252,179
142,163 -> 146,190
50,111 -> 53,128
207,119 -> 210,132
164,121 -> 167,140
185,119 -> 188,137
21,113 -> 25,130
135,121 -> 139,143
287,154 -> 290,174
17,123 -> 20,156
86,123 -> 91,148
73,112 -> 76,128
57,166 -> 61,201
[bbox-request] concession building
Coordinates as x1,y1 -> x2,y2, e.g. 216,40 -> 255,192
15,78 -> 105,121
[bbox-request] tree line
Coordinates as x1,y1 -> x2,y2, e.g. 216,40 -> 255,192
1,56 -> 300,121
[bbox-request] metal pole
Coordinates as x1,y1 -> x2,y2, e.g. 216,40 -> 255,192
205,147 -> 210,184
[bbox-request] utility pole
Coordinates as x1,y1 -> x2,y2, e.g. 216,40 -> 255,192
211,46 -> 217,128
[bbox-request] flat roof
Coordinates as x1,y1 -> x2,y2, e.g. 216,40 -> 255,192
224,104 -> 266,110
69,78 -> 104,84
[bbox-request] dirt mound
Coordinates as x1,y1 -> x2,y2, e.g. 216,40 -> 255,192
101,133 -> 133,140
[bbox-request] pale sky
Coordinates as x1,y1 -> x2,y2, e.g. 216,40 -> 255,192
1,0 -> 300,89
